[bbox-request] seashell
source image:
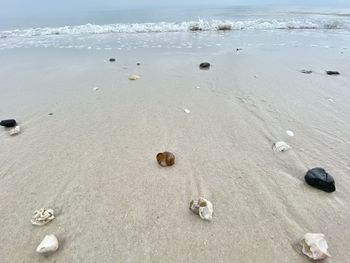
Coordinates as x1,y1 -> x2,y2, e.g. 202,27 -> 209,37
36,234 -> 59,254
199,62 -> 210,70
189,197 -> 213,221
156,152 -> 175,167
196,86 -> 200,89
272,141 -> 290,152
9,126 -> 21,136
286,130 -> 294,137
93,87 -> 99,91
128,75 -> 140,80
300,233 -> 331,260
31,208 -> 55,226
183,108 -> 190,114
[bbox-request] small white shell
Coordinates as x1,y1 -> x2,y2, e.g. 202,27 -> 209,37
9,126 -> 21,136
286,130 -> 294,137
36,234 -> 59,254
301,233 -> 331,260
189,197 -> 213,221
128,75 -> 140,80
93,87 -> 99,91
183,108 -> 190,114
272,141 -> 290,152
31,208 -> 55,226
196,86 -> 201,89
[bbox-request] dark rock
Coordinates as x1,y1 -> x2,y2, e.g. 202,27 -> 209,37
199,62 -> 210,70
217,25 -> 232,31
300,69 -> 313,74
137,62 -> 141,66
305,167 -> 336,193
48,113 -> 53,116
326,71 -> 339,75
0,119 -> 17,128
109,58 -> 116,62
189,25 -> 202,31
236,48 -> 243,52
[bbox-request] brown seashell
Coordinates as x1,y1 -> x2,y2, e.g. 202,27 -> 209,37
156,152 -> 175,167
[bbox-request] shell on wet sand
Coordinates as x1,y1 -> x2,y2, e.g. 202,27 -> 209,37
156,152 -> 175,167
9,126 -> 21,136
189,197 -> 213,221
31,208 -> 55,226
272,141 -> 290,152
300,233 -> 331,260
128,75 -> 140,80
36,234 -> 59,254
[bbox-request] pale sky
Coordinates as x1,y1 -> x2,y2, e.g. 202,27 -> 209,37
2,0 -> 350,16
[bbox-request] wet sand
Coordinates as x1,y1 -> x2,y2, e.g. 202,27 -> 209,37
0,32 -> 349,262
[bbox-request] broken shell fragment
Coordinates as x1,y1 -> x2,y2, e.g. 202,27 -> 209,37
189,197 -> 213,221
128,75 -> 140,80
36,234 -> 59,254
31,208 -> 55,226
156,152 -> 175,167
272,141 -> 290,152
300,233 -> 331,260
183,108 -> 190,114
9,126 -> 21,136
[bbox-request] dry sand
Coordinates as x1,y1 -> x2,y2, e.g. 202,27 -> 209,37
0,31 -> 349,262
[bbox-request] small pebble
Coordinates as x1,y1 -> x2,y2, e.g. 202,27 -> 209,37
183,108 -> 190,114
128,75 -> 140,80
199,62 -> 210,70
326,71 -> 339,75
109,58 -> 116,62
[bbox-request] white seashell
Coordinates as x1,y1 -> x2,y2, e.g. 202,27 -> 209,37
286,130 -> 294,137
9,126 -> 21,136
128,75 -> 140,80
93,87 -> 99,91
272,141 -> 290,152
36,234 -> 59,254
196,86 -> 201,89
31,208 -> 55,226
183,108 -> 190,114
189,197 -> 213,221
301,233 -> 331,260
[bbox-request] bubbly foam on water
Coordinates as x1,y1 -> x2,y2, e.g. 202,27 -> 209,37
0,19 -> 348,39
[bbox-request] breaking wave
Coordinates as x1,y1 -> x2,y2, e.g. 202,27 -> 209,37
0,18 -> 348,38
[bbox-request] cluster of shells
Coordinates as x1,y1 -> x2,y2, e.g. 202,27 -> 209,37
31,208 -> 59,254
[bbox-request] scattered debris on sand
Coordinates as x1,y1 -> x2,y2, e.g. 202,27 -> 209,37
189,197 -> 213,221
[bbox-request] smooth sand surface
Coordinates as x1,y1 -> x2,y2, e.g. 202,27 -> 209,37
0,31 -> 349,262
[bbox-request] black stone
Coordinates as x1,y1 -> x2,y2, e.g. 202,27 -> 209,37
109,58 -> 116,62
305,167 -> 336,193
326,71 -> 340,75
236,48 -> 243,51
48,113 -> 53,116
300,69 -> 313,74
199,62 -> 210,70
0,119 -> 17,128
137,62 -> 141,66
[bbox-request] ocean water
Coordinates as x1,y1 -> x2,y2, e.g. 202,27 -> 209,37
0,6 -> 349,51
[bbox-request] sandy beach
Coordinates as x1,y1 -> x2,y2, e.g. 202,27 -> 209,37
0,30 -> 349,262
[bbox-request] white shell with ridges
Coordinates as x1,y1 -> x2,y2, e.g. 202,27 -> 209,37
31,208 -> 55,226
301,233 -> 331,260
272,141 -> 290,152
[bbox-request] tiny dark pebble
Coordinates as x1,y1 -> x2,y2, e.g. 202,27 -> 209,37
326,71 -> 340,75
199,62 -> 210,70
0,119 -> 17,128
305,167 -> 336,193
236,48 -> 243,51
137,62 -> 141,66
300,69 -> 313,74
48,113 -> 53,116
109,58 -> 116,62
